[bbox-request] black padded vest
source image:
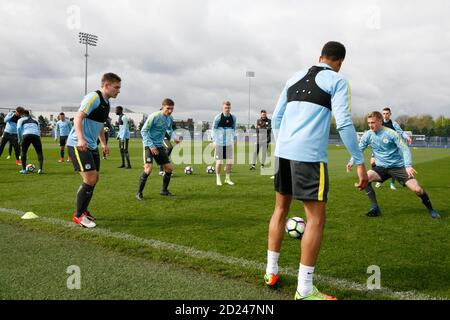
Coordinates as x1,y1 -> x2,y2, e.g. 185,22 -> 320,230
287,66 -> 332,110
87,91 -> 110,123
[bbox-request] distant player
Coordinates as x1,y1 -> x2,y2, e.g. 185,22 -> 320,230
55,112 -> 72,162
266,41 -> 368,300
0,106 -> 25,165
374,107 -> 412,190
17,110 -> 44,174
102,117 -> 112,159
67,72 -> 121,228
116,106 -> 131,168
136,98 -> 180,200
347,111 -> 440,219
212,101 -> 236,186
250,109 -> 271,170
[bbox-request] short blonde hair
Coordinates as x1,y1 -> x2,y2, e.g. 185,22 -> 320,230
223,101 -> 231,107
367,111 -> 383,121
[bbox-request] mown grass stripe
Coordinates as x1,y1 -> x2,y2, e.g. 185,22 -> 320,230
0,207 -> 440,300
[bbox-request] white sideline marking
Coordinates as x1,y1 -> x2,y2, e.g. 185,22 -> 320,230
0,207 -> 440,300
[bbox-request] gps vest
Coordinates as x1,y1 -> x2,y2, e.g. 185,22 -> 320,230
383,119 -> 395,130
87,91 -> 110,123
218,113 -> 234,128
287,66 -> 332,110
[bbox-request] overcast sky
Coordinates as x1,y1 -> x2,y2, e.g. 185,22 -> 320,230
1,0 -> 449,123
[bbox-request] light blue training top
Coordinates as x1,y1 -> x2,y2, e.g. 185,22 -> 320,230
55,119 -> 72,138
67,92 -> 109,150
350,126 -> 412,168
272,63 -> 364,164
141,111 -> 174,148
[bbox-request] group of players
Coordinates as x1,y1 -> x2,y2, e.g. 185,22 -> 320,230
0,107 -> 44,174
0,41 -> 442,300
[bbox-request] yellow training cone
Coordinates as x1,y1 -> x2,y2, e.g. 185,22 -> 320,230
21,212 -> 39,220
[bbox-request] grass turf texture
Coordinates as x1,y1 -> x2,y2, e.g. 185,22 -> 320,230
0,138 -> 449,299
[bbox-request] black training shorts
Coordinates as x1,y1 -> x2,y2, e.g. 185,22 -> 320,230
143,146 -> 170,165
274,157 -> 329,202
68,146 -> 100,172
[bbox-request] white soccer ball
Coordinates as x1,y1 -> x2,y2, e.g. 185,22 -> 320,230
26,163 -> 35,173
184,166 -> 193,175
206,165 -> 215,174
285,217 -> 306,239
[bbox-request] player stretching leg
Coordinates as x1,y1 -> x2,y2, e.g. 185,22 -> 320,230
347,111 -> 440,219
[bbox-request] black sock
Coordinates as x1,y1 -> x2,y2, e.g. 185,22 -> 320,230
21,153 -> 27,170
60,149 -> 64,158
38,154 -> 44,171
120,150 -> 125,166
162,172 -> 172,192
138,172 -> 149,194
419,191 -> 434,212
365,183 -> 379,209
159,164 -> 163,172
76,183 -> 95,217
371,163 -> 376,169
125,152 -> 131,167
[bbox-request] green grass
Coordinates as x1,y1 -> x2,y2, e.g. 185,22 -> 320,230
1,138 -> 449,299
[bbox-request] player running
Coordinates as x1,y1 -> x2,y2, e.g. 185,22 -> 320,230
55,112 -> 73,162
136,98 -> 180,200
115,106 -> 131,168
17,110 -> 44,174
212,101 -> 237,186
347,111 -> 440,219
67,72 -> 121,228
265,41 -> 368,300
0,106 -> 25,165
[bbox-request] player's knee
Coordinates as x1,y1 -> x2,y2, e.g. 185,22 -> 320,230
144,165 -> 152,174
307,215 -> 326,229
413,186 -> 423,195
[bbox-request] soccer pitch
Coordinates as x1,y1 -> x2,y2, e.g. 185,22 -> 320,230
0,138 -> 449,300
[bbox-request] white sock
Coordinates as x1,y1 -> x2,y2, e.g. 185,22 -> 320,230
225,173 -> 231,181
265,250 -> 280,275
297,264 -> 315,297
216,174 -> 221,181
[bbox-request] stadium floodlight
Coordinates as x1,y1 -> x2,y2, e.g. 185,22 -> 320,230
246,71 -> 255,131
78,32 -> 99,95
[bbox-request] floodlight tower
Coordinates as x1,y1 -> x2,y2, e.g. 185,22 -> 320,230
78,32 -> 98,95
246,71 -> 255,130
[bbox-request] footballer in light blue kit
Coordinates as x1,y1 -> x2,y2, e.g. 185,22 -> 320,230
211,101 -> 237,186
67,72 -> 121,229
0,106 -> 25,164
17,110 -> 44,174
373,106 -> 413,190
265,41 -> 368,301
55,112 -> 72,162
347,111 -> 440,219
136,98 -> 180,200
115,106 -> 131,168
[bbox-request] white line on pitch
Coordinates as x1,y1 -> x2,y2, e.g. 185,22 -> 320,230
0,207 -> 440,300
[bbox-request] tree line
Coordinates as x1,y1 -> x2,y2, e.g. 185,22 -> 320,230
330,114 -> 450,136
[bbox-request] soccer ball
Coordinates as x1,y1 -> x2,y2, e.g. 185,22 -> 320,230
285,217 -> 306,239
184,166 -> 193,175
26,163 -> 35,173
206,165 -> 215,174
